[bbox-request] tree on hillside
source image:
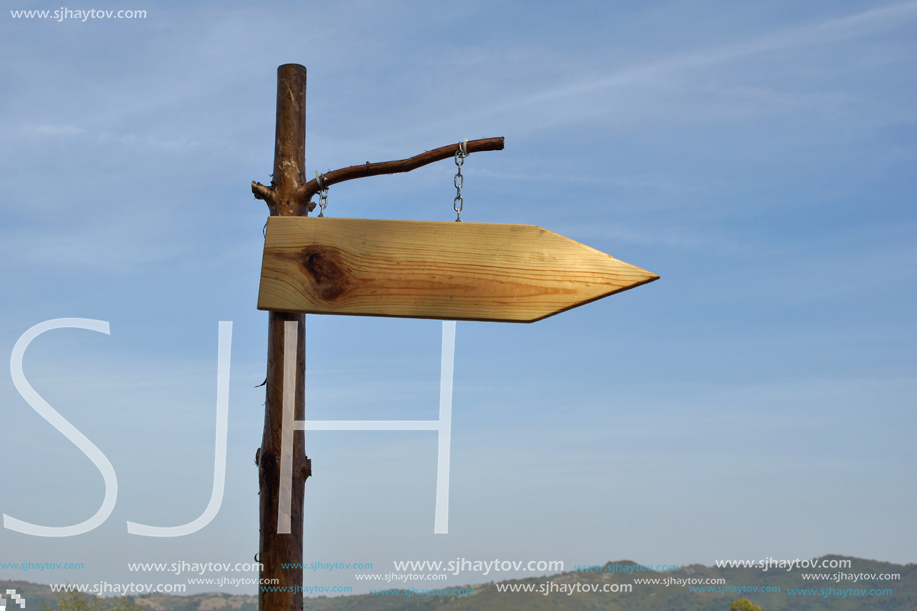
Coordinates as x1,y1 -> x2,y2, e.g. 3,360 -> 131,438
730,598 -> 761,611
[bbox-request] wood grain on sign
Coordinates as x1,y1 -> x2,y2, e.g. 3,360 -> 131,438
258,217 -> 659,323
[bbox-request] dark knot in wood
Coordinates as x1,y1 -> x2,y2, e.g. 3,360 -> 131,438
301,248 -> 348,301
259,452 -> 279,489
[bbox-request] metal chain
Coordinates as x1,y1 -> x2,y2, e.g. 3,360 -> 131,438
453,140 -> 467,222
315,171 -> 329,217
317,189 -> 328,217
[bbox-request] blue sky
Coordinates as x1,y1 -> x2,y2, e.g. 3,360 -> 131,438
1,0 -> 915,597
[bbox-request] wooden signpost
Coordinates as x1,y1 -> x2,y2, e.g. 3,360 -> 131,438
258,217 -> 657,322
250,64 -> 657,611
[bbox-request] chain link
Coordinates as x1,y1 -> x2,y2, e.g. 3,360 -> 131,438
315,171 -> 329,217
317,189 -> 328,217
453,140 -> 467,222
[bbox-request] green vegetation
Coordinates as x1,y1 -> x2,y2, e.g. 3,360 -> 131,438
39,590 -> 141,611
5,555 -> 917,611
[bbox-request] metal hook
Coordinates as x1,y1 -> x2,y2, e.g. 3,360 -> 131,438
315,171 -> 329,217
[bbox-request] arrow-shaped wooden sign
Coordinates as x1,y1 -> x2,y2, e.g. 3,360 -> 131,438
258,217 -> 657,323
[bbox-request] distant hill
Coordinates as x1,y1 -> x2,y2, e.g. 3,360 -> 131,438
5,555 -> 916,611
0,583 -> 256,611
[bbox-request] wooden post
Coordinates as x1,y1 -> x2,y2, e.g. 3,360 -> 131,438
257,63 -> 311,611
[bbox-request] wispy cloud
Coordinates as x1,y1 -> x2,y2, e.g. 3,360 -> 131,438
442,2 -> 917,135
521,2 -> 917,106
18,123 -> 85,137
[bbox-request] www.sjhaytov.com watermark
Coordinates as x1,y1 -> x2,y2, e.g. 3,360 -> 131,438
10,9 -> 147,21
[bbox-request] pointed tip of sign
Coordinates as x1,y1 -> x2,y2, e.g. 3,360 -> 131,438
521,263 -> 659,323
610,257 -> 659,284
617,264 -> 659,293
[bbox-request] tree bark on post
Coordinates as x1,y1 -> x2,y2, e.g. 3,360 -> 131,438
256,63 -> 311,611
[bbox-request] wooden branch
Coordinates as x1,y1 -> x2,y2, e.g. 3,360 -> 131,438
252,137 -> 504,211
252,181 -> 275,206
252,180 -> 317,212
299,136 -> 503,202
